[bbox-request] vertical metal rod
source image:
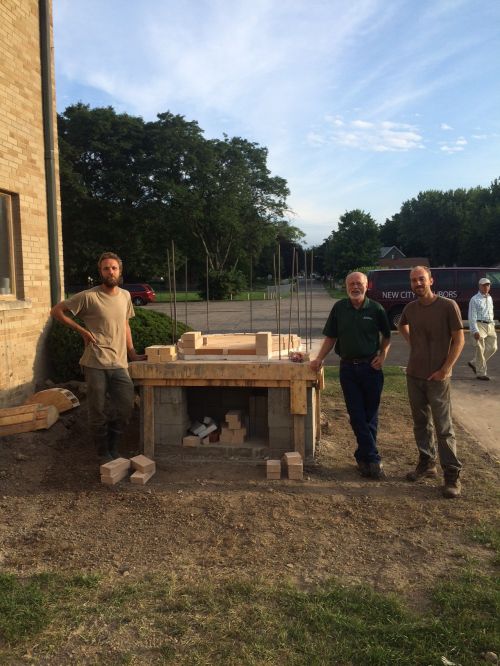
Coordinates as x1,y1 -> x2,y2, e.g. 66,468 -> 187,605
171,240 -> 178,342
303,250 -> 308,352
309,250 -> 314,349
277,243 -> 281,359
273,253 -> 278,331
205,254 -> 210,333
184,259 -> 188,327
287,246 -> 296,354
295,252 -> 301,339
166,250 -> 173,343
249,254 -> 253,332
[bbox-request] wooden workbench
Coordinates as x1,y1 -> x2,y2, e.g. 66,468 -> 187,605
129,360 -> 324,459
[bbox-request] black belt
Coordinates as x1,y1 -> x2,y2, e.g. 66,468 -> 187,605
477,320 -> 492,324
340,355 -> 376,365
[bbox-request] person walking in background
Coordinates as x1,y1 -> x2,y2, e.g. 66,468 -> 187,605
398,266 -> 464,498
467,277 -> 497,381
51,252 -> 146,463
310,271 -> 391,479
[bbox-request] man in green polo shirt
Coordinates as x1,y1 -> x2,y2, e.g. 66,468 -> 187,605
310,271 -> 391,479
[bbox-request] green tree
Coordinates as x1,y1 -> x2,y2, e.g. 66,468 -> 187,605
326,210 -> 380,278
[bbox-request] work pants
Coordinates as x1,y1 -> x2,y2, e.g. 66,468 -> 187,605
339,361 -> 383,464
84,366 -> 135,450
406,375 -> 461,474
472,322 -> 497,377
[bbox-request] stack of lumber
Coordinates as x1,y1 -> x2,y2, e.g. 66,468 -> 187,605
130,454 -> 156,485
100,458 -> 131,485
145,345 -> 177,362
0,403 -> 59,436
177,332 -> 302,360
266,459 -> 281,480
220,409 -> 247,445
100,455 -> 157,486
24,387 -> 79,413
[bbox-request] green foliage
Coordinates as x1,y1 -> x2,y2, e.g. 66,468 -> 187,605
198,268 -> 247,300
47,308 -> 189,382
323,209 -> 380,279
0,574 -> 47,643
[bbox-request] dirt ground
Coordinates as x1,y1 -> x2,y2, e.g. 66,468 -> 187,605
0,380 -> 498,612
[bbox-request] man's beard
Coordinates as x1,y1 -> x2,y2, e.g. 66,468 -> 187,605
101,275 -> 120,288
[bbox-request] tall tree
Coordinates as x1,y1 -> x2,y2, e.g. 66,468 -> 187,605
326,209 -> 380,278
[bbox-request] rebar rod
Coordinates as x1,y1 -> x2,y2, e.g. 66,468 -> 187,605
171,240 -> 178,342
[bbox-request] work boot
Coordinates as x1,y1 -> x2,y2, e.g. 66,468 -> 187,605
369,462 -> 386,480
443,471 -> 461,498
356,461 -> 371,478
406,458 -> 438,482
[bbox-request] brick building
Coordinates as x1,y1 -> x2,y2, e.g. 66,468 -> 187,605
0,0 -> 63,406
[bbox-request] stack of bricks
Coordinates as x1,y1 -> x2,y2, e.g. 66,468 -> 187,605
130,454 -> 156,485
266,459 -> 281,479
100,455 -> 156,486
219,409 -> 247,445
281,451 -> 303,480
145,345 -> 177,362
100,458 -> 131,485
177,331 -> 202,355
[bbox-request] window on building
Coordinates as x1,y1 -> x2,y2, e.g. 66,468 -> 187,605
0,192 -> 16,297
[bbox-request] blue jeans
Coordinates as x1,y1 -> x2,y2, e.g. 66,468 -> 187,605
84,366 -> 135,450
339,361 -> 384,464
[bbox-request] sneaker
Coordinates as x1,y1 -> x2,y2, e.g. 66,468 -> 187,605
357,462 -> 371,477
406,459 -> 438,482
477,375 -> 490,381
467,361 -> 476,374
369,462 -> 386,480
443,477 -> 461,498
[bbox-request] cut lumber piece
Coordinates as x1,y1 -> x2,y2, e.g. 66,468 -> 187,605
24,387 -> 79,413
130,469 -> 155,485
266,459 -> 281,479
130,454 -> 156,474
281,451 -> 303,480
0,420 -> 38,436
225,409 -> 243,429
0,403 -> 39,427
219,426 -> 234,444
182,435 -> 200,447
34,405 -> 59,430
100,457 -> 131,478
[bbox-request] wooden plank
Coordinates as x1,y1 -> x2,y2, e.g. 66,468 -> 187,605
25,388 -> 79,413
290,382 -> 307,415
0,404 -> 40,418
133,378 -> 293,388
293,415 -> 305,459
315,387 -> 321,442
0,421 -> 37,436
142,386 -> 155,459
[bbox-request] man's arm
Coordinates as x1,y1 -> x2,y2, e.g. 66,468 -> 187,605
468,296 -> 480,340
428,328 -> 465,381
371,335 -> 390,369
50,301 -> 96,346
398,322 -> 410,344
126,321 -> 147,362
310,336 -> 336,372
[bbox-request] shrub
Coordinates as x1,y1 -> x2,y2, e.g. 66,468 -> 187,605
47,307 -> 190,382
198,269 -> 247,300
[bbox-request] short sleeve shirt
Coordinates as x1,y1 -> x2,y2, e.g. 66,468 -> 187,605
64,286 -> 134,369
322,297 -> 391,359
400,296 -> 463,379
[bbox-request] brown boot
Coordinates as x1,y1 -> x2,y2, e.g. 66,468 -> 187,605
406,458 -> 438,482
443,471 -> 461,498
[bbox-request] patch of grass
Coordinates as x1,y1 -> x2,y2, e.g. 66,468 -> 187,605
323,365 -> 407,399
1,566 -> 498,665
470,523 -> 500,565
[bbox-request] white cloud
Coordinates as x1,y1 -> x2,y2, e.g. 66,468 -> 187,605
318,117 -> 424,152
441,123 -> 453,130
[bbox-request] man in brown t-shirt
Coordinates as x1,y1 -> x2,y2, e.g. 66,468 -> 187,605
398,266 -> 464,498
51,252 -> 146,462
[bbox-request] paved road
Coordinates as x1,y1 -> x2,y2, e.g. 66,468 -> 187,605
149,284 -> 500,461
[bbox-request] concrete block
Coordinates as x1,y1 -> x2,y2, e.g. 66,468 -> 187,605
157,387 -> 186,405
267,388 -> 292,428
268,426 -> 292,448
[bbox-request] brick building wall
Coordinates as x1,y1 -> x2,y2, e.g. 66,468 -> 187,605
0,0 -> 63,406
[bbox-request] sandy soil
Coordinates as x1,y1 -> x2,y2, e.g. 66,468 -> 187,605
0,381 -> 498,613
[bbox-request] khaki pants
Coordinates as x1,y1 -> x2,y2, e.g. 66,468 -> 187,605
471,322 -> 497,377
406,375 -> 461,473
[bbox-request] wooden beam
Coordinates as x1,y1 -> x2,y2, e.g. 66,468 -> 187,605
141,386 -> 155,459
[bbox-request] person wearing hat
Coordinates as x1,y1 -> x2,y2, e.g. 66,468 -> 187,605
467,277 -> 497,381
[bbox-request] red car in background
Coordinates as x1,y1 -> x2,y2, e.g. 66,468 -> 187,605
122,283 -> 156,306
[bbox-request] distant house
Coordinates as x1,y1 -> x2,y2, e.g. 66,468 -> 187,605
380,246 -> 406,260
378,257 -> 430,269
0,1 -> 63,406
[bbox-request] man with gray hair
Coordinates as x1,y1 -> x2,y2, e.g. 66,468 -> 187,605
467,277 -> 497,381
311,271 -> 391,479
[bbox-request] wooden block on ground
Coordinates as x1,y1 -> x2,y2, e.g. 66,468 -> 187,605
266,459 -> 281,479
24,388 -> 79,413
231,427 -> 247,444
183,435 -> 200,447
287,463 -> 304,480
130,469 -> 155,485
34,405 -> 59,430
100,457 -> 131,478
282,451 -> 302,464
225,410 -> 243,429
130,454 -> 156,474
219,426 -> 234,444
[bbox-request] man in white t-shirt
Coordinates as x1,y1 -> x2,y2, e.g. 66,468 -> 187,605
51,252 -> 146,462
467,277 -> 497,381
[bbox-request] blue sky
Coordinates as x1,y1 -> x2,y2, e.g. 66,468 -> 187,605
53,0 -> 500,246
